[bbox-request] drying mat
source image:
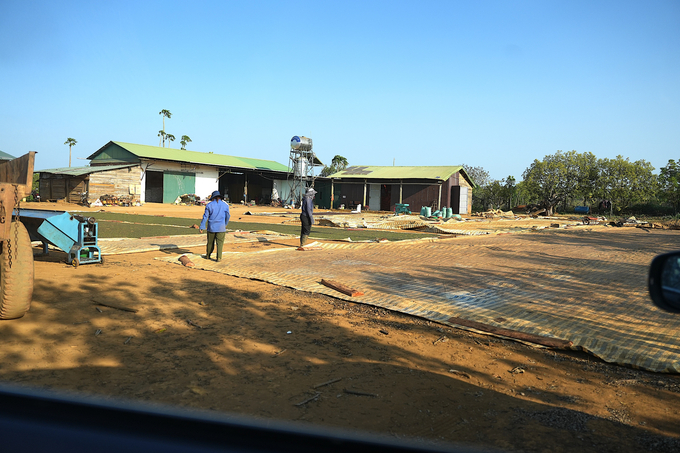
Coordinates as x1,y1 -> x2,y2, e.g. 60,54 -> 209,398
158,229 -> 680,373
99,231 -> 293,255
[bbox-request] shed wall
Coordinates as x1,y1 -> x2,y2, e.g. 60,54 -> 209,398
39,175 -> 88,203
313,179 -> 332,209
272,179 -> 295,204
162,172 -> 196,203
89,166 -> 142,202
39,176 -> 66,201
195,169 -> 219,200
140,161 -> 217,203
401,184 -> 441,212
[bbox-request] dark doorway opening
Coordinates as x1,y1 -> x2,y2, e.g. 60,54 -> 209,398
450,186 -> 460,214
145,171 -> 163,203
380,184 -> 392,211
221,173 -> 245,204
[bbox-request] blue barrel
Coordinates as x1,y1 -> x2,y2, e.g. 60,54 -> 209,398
423,206 -> 432,217
574,206 -> 590,214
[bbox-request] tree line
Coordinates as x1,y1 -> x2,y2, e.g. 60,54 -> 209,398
465,150 -> 679,216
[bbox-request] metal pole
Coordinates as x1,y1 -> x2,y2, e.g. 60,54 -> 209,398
438,182 -> 442,211
363,180 -> 367,208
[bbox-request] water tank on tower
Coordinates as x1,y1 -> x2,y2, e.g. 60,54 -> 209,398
294,159 -> 308,177
290,136 -> 313,151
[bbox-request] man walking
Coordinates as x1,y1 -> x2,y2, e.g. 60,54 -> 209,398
200,190 -> 230,261
299,187 -> 316,248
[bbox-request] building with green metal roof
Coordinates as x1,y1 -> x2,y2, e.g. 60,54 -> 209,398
323,165 -> 475,214
87,141 -> 290,173
39,141 -> 294,204
0,150 -> 16,161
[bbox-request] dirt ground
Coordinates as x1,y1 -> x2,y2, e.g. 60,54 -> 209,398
3,202 -> 680,452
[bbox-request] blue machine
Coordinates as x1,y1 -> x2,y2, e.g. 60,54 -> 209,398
18,209 -> 102,266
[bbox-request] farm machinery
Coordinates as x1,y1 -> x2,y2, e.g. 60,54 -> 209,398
0,152 -> 35,320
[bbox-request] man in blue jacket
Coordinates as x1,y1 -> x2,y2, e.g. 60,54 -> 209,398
199,190 -> 230,261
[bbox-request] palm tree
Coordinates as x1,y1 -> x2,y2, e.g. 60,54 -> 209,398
180,135 -> 192,150
158,130 -> 167,147
159,109 -> 172,145
320,155 -> 350,177
166,134 -> 176,147
64,138 -> 77,167
331,155 -> 349,171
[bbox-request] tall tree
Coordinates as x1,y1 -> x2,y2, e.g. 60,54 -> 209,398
574,152 -> 599,206
462,165 -> 491,211
166,133 -> 176,147
513,180 -> 531,206
180,135 -> 192,150
597,156 -> 656,213
158,130 -> 167,147
473,176 -> 517,211
159,109 -> 172,146
522,150 -> 583,215
484,180 -> 506,210
462,165 -> 490,188
659,159 -> 680,214
504,176 -> 516,210
64,138 -> 77,167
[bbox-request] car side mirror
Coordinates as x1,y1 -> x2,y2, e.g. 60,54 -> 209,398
649,251 -> 680,313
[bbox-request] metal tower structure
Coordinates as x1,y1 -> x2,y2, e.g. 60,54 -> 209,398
287,136 -> 317,206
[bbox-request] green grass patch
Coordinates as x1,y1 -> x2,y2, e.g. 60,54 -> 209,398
90,212 -> 439,241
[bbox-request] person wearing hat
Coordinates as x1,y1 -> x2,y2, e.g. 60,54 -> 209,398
199,190 -> 230,261
299,187 -> 316,248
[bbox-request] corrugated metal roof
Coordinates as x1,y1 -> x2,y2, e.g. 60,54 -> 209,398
88,141 -> 290,172
0,150 -> 16,160
37,164 -> 137,176
330,165 -> 465,181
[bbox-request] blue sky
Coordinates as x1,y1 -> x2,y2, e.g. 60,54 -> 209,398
1,0 -> 678,180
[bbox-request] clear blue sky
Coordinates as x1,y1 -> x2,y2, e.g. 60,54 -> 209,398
1,0 -> 678,181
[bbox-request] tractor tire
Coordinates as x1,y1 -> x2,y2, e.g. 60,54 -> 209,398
0,221 -> 34,320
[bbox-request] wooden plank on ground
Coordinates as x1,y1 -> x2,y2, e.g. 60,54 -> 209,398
321,279 -> 364,297
447,316 -> 572,349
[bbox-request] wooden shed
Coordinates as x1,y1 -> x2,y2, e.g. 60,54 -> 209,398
38,164 -> 139,203
327,166 -> 475,214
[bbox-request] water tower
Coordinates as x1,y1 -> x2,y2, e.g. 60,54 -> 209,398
287,136 -> 318,206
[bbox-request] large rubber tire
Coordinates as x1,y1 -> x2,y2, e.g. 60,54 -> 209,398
0,221 -> 34,319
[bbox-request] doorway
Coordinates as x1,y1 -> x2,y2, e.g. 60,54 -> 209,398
451,186 -> 468,214
380,184 -> 392,211
145,171 -> 163,203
